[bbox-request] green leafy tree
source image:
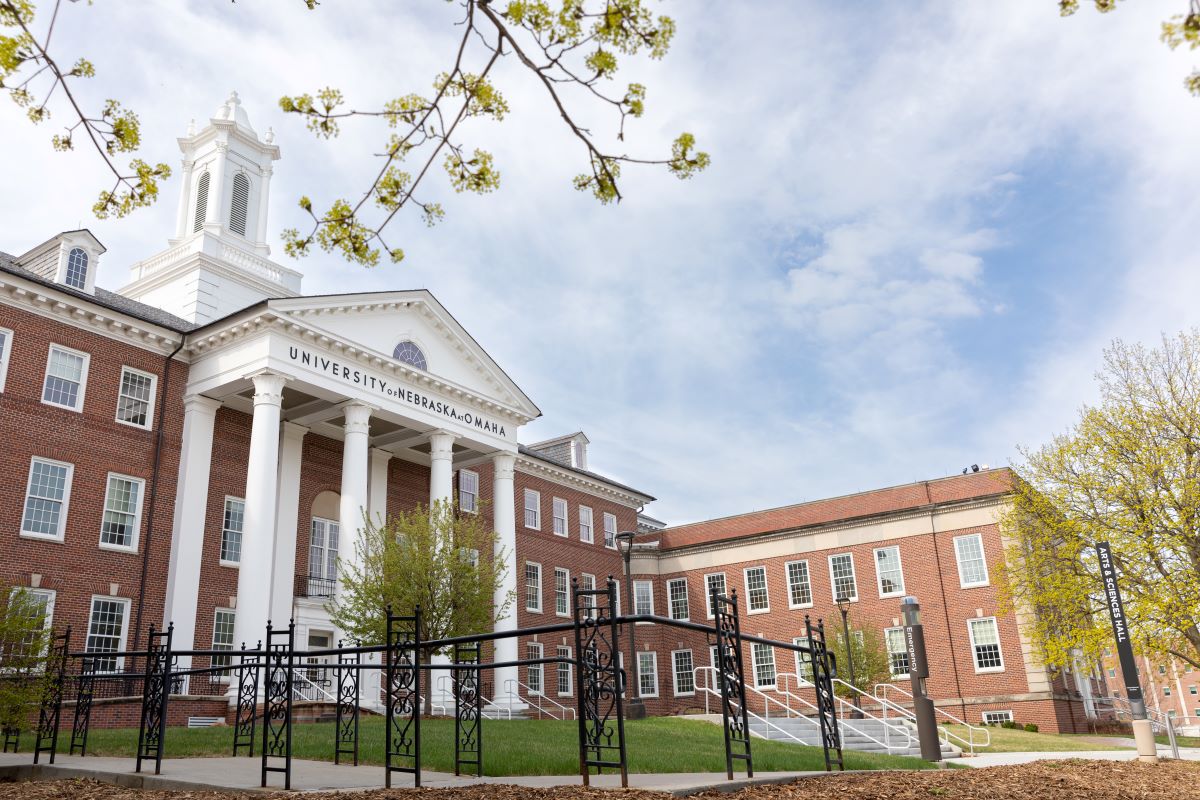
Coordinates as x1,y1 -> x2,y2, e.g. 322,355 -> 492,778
831,624 -> 892,700
0,587 -> 52,735
1001,330 -> 1200,670
1,0 -> 708,266
328,499 -> 513,715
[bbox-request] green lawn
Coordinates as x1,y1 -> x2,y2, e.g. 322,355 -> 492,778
20,717 -> 937,776
938,724 -> 1126,754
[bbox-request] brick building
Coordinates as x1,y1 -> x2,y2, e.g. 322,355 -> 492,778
0,94 -> 1087,732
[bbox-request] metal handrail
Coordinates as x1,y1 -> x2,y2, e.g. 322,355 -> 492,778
693,666 -> 826,746
292,668 -> 336,703
434,675 -> 513,720
1093,695 -> 1180,758
873,681 -> 989,753
774,672 -> 914,753
694,667 -> 913,754
503,678 -> 576,719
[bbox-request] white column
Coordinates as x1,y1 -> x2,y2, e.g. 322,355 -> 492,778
428,431 -> 456,510
270,422 -> 307,624
339,403 -> 373,578
255,165 -> 273,248
173,159 -> 195,239
232,371 -> 287,652
368,448 -> 392,527
490,451 -> 524,710
163,394 -> 221,661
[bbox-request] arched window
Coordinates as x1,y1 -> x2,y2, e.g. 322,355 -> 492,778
64,248 -> 88,289
229,173 -> 250,236
392,341 -> 428,371
193,171 -> 210,232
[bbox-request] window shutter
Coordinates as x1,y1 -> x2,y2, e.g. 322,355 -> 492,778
194,171 -> 210,232
229,173 -> 250,235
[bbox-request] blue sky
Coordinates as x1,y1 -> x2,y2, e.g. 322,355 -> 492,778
2,1 -> 1198,524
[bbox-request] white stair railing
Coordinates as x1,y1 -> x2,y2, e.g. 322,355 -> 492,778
503,679 -> 576,720
873,682 -> 989,754
1092,695 -> 1179,759
432,675 -> 514,719
693,666 -> 826,746
291,668 -> 337,703
774,672 -> 914,754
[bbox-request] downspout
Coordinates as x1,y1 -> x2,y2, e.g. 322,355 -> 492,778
925,481 -> 968,719
130,332 -> 187,659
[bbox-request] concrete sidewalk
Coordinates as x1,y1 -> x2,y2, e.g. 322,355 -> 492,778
0,753 -> 824,794
959,748 -> 1200,767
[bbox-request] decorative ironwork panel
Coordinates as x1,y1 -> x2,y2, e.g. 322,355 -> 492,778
233,641 -> 261,757
573,577 -> 628,788
712,589 -> 753,779
69,657 -> 97,755
260,621 -> 295,790
136,624 -> 174,775
33,627 -> 70,765
385,606 -> 421,788
806,615 -> 844,772
334,640 -> 360,766
453,641 -> 482,777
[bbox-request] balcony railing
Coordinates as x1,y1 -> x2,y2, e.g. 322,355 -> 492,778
295,574 -> 336,599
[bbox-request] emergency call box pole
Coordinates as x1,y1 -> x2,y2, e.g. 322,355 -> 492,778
901,596 -> 941,762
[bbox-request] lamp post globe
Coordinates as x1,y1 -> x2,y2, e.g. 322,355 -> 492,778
615,530 -> 646,719
836,594 -> 863,718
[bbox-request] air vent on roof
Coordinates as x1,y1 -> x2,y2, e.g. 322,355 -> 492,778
229,173 -> 250,236
193,171 -> 210,232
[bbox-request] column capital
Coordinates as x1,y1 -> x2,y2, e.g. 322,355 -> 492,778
370,447 -> 393,462
492,451 -> 516,481
281,421 -> 309,440
429,430 -> 457,461
247,370 -> 289,406
342,401 -> 374,435
182,393 -> 222,415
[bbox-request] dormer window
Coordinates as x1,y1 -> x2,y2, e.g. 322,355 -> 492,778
229,173 -> 250,236
392,340 -> 427,371
65,248 -> 88,290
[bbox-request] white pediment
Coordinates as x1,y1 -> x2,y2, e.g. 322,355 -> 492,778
267,291 -> 540,420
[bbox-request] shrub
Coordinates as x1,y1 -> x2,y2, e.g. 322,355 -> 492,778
1001,720 -> 1020,729
1024,723 -> 1039,733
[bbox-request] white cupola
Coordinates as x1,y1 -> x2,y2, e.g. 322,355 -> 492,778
118,93 -> 303,325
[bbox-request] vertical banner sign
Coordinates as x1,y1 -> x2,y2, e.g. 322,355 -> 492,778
1096,541 -> 1144,705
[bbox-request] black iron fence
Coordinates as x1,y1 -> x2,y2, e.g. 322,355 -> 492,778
4,579 -> 843,789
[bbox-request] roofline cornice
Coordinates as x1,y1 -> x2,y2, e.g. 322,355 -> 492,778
516,453 -> 654,508
0,273 -> 185,356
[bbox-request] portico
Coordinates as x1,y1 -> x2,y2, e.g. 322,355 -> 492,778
162,291 -> 540,705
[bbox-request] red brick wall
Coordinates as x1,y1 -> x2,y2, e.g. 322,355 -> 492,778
0,301 -> 185,656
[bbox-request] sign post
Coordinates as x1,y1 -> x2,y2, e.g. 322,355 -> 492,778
1095,541 -> 1157,763
900,596 -> 941,762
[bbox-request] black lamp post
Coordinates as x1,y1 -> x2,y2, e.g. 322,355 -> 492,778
615,530 -> 647,719
836,594 -> 863,718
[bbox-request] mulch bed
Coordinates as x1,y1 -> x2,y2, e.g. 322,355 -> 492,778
3,760 -> 1200,798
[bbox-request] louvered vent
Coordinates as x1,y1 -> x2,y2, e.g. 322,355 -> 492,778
229,173 -> 250,236
193,171 -> 210,232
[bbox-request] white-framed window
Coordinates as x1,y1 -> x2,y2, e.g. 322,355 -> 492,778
220,497 -> 245,565
9,588 -> 55,658
968,617 -> 1005,672
638,651 -> 659,697
557,645 -> 573,696
21,457 -> 73,541
525,562 -> 542,612
954,534 -> 990,588
744,566 -> 770,613
85,595 -> 130,673
579,506 -> 594,543
99,473 -> 144,552
42,344 -> 89,411
552,497 -> 568,537
633,580 -> 654,621
884,627 -> 910,678
1164,686 -> 1172,696
874,546 -> 905,597
554,567 -> 570,616
115,366 -> 157,429
65,247 -> 89,289
603,512 -> 617,548
309,517 -> 340,581
525,489 -> 544,532
211,608 -> 236,680
526,641 -> 543,694
704,573 -> 726,619
793,637 -> 813,682
828,553 -> 858,602
672,649 -> 695,695
982,710 -> 1013,725
1191,685 -> 1198,696
785,560 -> 812,608
751,643 -> 777,689
580,573 -> 596,592
524,489 -> 541,529
458,469 -> 479,513
0,327 -> 12,392
667,578 -> 690,621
